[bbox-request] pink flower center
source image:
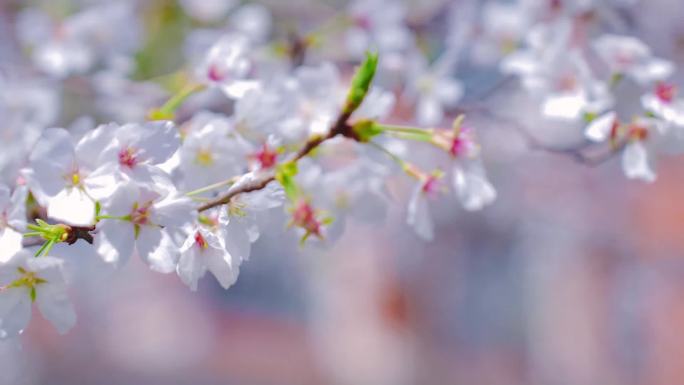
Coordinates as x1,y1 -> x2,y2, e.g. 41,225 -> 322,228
118,147 -> 139,169
194,231 -> 208,249
251,143 -> 278,169
131,203 -> 151,226
292,201 -> 321,238
628,124 -> 649,141
450,137 -> 466,157
353,15 -> 372,30
655,82 -> 677,103
207,64 -> 225,82
422,175 -> 440,195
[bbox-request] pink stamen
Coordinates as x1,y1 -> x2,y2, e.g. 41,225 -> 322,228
655,82 -> 677,103
208,64 -> 225,82
292,201 -> 322,238
131,204 -> 151,226
118,147 -> 138,169
251,143 -> 278,169
353,15 -> 372,30
194,231 -> 208,249
422,175 -> 440,195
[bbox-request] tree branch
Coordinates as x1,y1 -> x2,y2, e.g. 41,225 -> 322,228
197,110 -> 353,212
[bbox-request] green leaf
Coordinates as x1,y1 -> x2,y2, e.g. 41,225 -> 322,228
275,162 -> 300,200
30,287 -> 36,302
344,52 -> 379,114
583,111 -> 598,123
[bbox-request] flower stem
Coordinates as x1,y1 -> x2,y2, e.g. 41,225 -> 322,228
376,124 -> 434,142
149,83 -> 206,120
185,177 -> 238,197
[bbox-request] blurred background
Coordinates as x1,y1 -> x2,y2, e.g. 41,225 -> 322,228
3,0 -> 684,384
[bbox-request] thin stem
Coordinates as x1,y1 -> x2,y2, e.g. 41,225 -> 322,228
34,240 -> 54,258
197,110 -> 353,213
185,177 -> 238,197
367,140 -> 406,167
153,83 -> 206,118
95,215 -> 130,221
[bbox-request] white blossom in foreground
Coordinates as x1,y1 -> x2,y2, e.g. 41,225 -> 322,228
178,226 -> 238,291
95,182 -> 195,272
0,251 -> 75,338
27,126 -> 113,226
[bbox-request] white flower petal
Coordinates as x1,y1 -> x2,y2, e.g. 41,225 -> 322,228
95,219 -> 135,266
622,141 -> 656,182
136,228 -> 178,274
0,289 -> 31,339
47,188 -> 95,226
585,111 -> 617,142
206,250 -> 238,289
453,163 -> 497,211
407,185 -> 433,241
0,229 -> 23,263
35,282 -> 76,335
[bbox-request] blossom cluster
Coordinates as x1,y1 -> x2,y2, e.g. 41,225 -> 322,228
0,0 -> 680,338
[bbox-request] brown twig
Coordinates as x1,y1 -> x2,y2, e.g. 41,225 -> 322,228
197,110 -> 354,212
21,224 -> 96,248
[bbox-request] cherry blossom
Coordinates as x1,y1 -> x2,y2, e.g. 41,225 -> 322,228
0,251 -> 75,337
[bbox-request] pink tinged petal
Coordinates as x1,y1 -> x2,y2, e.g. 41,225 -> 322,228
407,185 -> 433,241
28,128 -> 76,198
622,141 -> 656,182
0,288 -> 32,339
453,164 -> 497,211
47,188 -> 95,226
35,282 -> 76,335
136,228 -> 179,274
585,111 -> 618,142
95,219 -> 135,267
0,229 -> 23,263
